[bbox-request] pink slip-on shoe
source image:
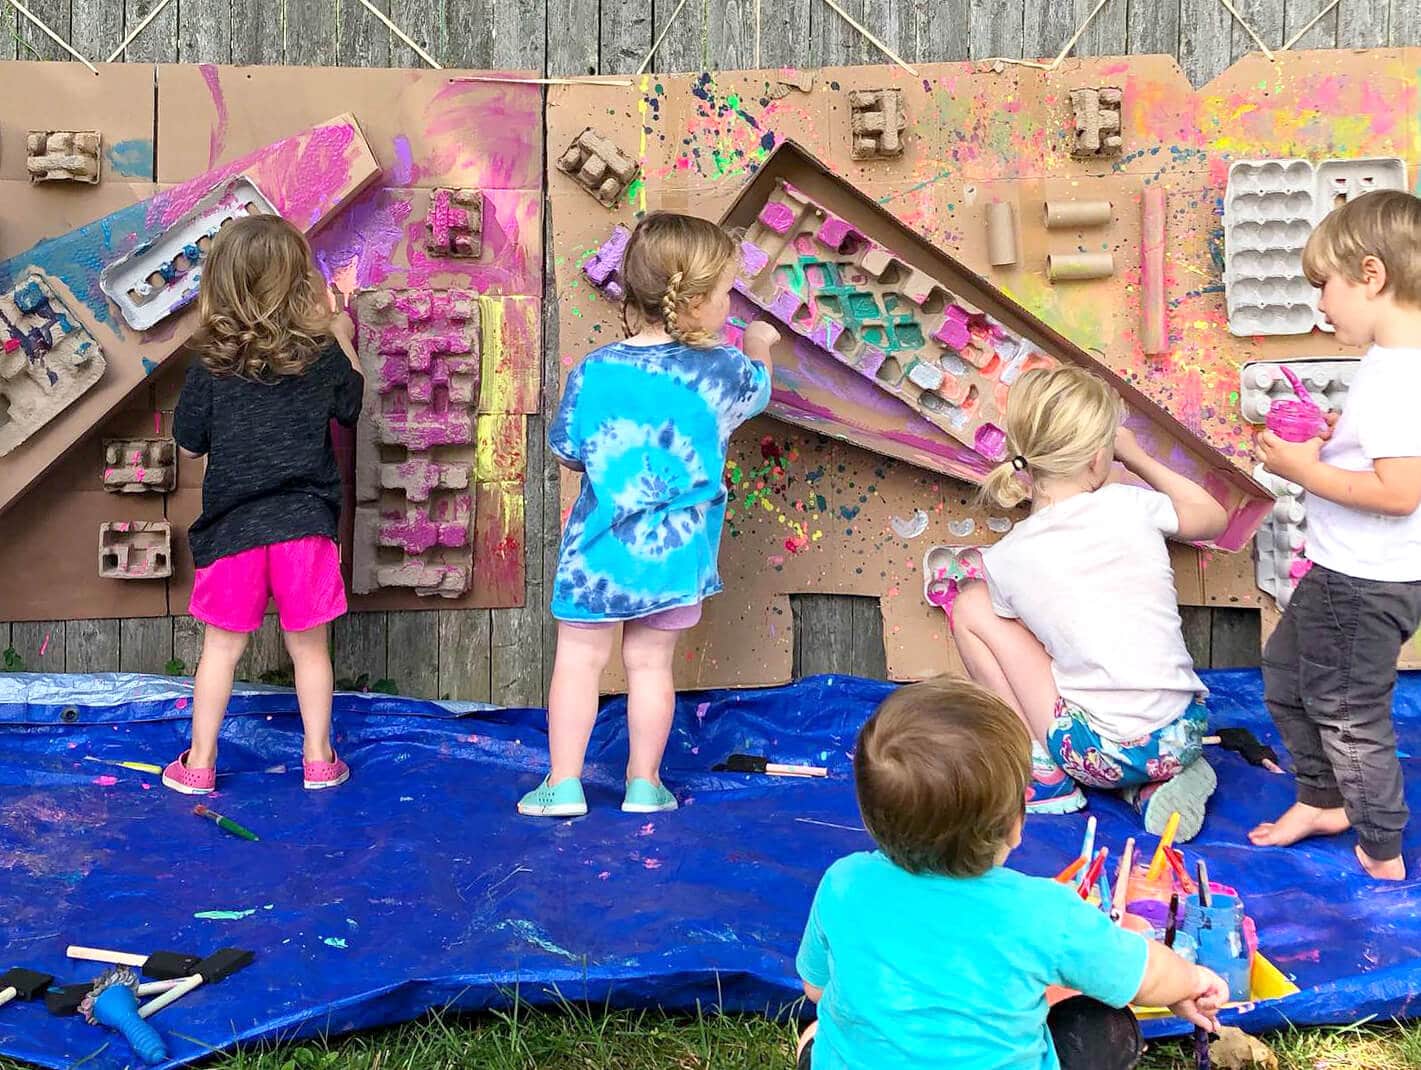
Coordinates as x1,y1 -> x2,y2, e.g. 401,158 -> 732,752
161,750 -> 216,795
303,753 -> 350,790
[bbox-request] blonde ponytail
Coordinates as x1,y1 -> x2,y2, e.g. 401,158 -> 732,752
977,366 -> 1121,508
981,456 -> 1031,509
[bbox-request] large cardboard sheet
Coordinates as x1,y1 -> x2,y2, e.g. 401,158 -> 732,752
548,50 -> 1418,686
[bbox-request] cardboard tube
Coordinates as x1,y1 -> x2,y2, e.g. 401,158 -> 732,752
1141,186 -> 1167,354
1047,253 -> 1114,281
1044,200 -> 1112,229
986,201 -> 1017,266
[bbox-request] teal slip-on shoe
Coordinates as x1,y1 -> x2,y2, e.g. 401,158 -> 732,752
621,777 -> 678,814
517,775 -> 588,818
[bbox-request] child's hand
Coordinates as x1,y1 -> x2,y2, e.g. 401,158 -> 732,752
1114,425 -> 1143,464
1167,966 -> 1228,1031
331,310 -> 356,343
1256,429 -> 1323,482
743,321 -> 781,353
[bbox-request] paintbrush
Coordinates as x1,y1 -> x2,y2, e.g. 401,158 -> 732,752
1163,892 -> 1179,948
1111,837 -> 1134,923
1166,847 -> 1196,893
193,804 -> 259,842
712,754 -> 827,777
1054,855 -> 1087,884
1194,860 -> 1214,1070
1146,811 -> 1181,880
1080,814 -> 1097,864
84,756 -> 163,775
1077,847 -> 1108,900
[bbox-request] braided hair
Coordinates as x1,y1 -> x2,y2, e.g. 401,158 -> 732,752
620,213 -> 737,349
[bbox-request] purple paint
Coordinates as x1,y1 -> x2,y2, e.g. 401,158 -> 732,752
739,240 -> 770,279
858,346 -> 887,377
311,188 -> 414,290
392,136 -> 417,185
584,224 -> 630,300
816,215 -> 861,252
974,423 -> 1007,460
933,307 -> 971,351
199,65 -> 229,169
758,201 -> 796,234
807,316 -> 843,351
766,288 -> 804,322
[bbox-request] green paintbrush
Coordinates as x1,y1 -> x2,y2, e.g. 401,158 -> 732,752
193,804 -> 259,842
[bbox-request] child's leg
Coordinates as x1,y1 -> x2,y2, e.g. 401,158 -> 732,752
282,623 -> 335,763
1250,568 -> 1353,849
1047,996 -> 1143,1070
187,625 -> 250,768
1305,573 -> 1421,878
547,623 -> 617,784
621,619 -> 681,786
949,581 -> 1060,743
796,1019 -> 818,1070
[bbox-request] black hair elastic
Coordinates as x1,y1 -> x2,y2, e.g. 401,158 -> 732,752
1011,456 -> 1028,471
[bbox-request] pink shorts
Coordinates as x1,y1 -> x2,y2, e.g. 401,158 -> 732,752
562,602 -> 702,632
189,536 -> 347,634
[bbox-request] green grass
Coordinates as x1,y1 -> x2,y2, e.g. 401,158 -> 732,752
6,1006 -> 1421,1070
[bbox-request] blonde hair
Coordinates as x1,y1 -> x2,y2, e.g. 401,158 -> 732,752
855,675 -> 1029,878
620,211 -> 737,348
189,215 -> 334,379
981,366 -> 1122,509
1302,190 -> 1421,306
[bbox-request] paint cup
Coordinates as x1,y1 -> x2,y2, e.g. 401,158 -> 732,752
1265,399 -> 1328,442
1125,862 -> 1174,908
1183,893 -> 1252,1003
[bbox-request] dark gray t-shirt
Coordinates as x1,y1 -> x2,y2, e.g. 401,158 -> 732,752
174,343 -> 364,568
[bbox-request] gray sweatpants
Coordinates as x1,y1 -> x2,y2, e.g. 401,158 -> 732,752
1263,563 -> 1421,861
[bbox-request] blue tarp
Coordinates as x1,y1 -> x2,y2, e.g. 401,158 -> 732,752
3,669 -> 1421,1068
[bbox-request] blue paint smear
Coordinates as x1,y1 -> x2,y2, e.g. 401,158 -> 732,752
105,139 -> 155,180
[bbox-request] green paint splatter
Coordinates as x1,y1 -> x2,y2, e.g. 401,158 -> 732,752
322,937 -> 348,949
194,909 -> 256,921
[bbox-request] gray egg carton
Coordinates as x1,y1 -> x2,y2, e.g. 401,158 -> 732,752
1237,357 -> 1357,425
1224,157 -> 1407,337
1243,358 -> 1357,608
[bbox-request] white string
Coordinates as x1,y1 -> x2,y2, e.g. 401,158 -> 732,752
6,0 -> 97,73
106,0 -> 173,63
355,0 -> 443,70
638,0 -> 692,76
818,0 -> 917,76
1281,0 -> 1341,50
983,0 -> 1115,72
1218,0 -> 1275,59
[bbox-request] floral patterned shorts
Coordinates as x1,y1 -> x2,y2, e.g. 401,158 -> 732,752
1047,696 -> 1208,789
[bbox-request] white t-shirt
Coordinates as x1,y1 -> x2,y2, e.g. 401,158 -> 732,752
980,483 -> 1205,739
1305,346 -> 1421,582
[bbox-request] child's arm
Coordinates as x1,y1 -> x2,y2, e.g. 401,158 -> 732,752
1114,426 -> 1228,542
802,981 -> 823,1002
173,362 -> 212,459
548,364 -> 587,473
1257,431 -> 1421,516
1135,942 -> 1229,1031
329,312 -> 365,428
742,320 -> 779,375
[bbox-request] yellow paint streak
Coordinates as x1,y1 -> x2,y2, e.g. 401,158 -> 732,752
637,76 -> 650,214
477,295 -> 507,411
475,414 -> 527,483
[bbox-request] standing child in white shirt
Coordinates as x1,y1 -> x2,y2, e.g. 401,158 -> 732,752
949,366 -> 1227,840
1252,190 -> 1421,881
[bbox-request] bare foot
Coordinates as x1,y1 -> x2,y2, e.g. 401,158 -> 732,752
1249,802 -> 1350,846
1356,845 -> 1407,881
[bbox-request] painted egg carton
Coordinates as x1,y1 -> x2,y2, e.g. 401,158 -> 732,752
1241,357 -> 1360,607
1253,465 -> 1310,609
100,176 -> 277,331
1224,157 -> 1407,336
736,179 -> 1055,462
1237,357 -> 1357,425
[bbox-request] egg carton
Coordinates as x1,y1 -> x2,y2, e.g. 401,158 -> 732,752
1253,466 -> 1311,609
1237,357 -> 1357,425
1224,157 -> 1407,337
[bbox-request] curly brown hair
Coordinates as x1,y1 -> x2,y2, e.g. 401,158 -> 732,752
855,676 -> 1030,877
189,214 -> 335,379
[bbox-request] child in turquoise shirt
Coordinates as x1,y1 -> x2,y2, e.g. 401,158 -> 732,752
796,677 -> 1227,1070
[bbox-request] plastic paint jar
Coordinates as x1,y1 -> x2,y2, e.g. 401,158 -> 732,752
1124,863 -> 1174,907
1266,399 -> 1328,442
1184,893 -> 1252,1003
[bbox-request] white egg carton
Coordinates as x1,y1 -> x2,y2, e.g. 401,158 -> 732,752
1224,157 -> 1407,337
1244,358 -> 1357,608
1237,357 -> 1357,425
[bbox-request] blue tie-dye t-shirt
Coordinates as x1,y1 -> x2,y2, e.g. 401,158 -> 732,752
548,340 -> 772,622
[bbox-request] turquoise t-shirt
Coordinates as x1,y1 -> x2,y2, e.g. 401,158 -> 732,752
796,851 -> 1150,1070
548,340 -> 771,622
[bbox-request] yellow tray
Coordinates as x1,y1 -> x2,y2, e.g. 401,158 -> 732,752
1133,951 -> 1299,1019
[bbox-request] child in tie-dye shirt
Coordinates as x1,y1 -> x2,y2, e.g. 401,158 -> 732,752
518,212 -> 778,819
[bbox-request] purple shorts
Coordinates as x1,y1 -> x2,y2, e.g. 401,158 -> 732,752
562,602 -> 703,632
189,536 -> 347,634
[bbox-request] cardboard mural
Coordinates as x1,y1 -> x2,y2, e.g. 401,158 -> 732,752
548,49 -> 1421,686
0,63 -> 543,620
